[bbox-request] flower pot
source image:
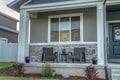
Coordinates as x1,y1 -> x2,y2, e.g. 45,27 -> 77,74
25,59 -> 30,63
92,60 -> 97,65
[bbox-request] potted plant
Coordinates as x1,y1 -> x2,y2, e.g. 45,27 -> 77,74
90,55 -> 97,65
25,56 -> 30,63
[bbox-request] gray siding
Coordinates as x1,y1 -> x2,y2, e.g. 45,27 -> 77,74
30,7 -> 97,43
30,16 -> 48,43
0,14 -> 17,30
0,29 -> 18,43
107,11 -> 120,21
83,9 -> 97,42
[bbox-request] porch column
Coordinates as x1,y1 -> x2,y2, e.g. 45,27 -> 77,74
18,10 -> 30,63
97,2 -> 105,65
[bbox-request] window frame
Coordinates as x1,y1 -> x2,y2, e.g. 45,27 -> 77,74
48,13 -> 83,44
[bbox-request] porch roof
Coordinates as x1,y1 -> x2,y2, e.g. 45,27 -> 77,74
19,0 -> 104,13
107,4 -> 120,12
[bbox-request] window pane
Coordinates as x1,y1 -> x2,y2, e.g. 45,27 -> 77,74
51,18 -> 59,42
60,17 -> 70,42
71,16 -> 80,41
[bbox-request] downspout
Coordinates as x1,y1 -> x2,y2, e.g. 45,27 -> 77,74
103,0 -> 109,80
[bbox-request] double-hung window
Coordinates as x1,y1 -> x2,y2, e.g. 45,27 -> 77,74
49,13 -> 83,42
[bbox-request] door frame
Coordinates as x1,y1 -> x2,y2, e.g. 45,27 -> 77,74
107,20 -> 120,62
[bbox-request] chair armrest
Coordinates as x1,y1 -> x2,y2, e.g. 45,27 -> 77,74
68,52 -> 72,55
54,52 -> 58,56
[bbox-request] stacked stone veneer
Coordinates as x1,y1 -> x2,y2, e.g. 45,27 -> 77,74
29,44 -> 97,63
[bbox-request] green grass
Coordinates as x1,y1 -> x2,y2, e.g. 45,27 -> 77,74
0,62 -> 13,69
0,77 -> 58,80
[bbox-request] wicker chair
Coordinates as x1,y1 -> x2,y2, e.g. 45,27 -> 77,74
42,48 -> 58,62
68,47 -> 86,63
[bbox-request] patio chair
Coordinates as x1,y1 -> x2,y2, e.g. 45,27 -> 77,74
68,47 -> 86,63
42,48 -> 58,62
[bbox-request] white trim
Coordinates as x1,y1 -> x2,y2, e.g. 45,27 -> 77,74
18,10 -> 30,63
0,38 -> 8,43
106,0 -> 120,6
107,20 -> 120,23
29,42 -> 97,46
48,13 -> 83,43
25,62 -> 104,68
21,0 -> 100,9
69,16 -> 71,42
97,2 -> 105,65
80,13 -> 84,42
0,25 -> 19,33
0,12 -> 19,21
22,2 -> 98,12
48,17 -> 50,43
21,0 -> 32,8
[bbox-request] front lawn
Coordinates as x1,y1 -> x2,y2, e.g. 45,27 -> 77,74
0,77 -> 58,80
0,62 -> 13,69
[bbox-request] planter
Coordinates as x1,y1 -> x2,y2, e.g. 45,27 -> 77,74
92,60 -> 97,65
25,59 -> 30,63
25,56 -> 30,63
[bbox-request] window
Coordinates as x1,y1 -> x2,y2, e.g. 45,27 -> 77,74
49,13 -> 82,42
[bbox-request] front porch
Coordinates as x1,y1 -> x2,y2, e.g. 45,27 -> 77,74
29,7 -> 98,63
18,0 -> 105,65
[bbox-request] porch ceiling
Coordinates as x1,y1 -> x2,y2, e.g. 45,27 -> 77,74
107,4 -> 120,12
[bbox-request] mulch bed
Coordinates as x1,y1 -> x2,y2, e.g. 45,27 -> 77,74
0,67 -> 105,80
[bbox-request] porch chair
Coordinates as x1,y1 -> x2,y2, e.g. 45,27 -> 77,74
68,47 -> 86,63
42,48 -> 58,62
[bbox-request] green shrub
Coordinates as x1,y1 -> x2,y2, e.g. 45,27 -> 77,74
41,63 -> 53,77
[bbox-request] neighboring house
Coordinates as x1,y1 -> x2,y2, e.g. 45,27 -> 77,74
0,4 -> 19,43
9,0 -> 120,79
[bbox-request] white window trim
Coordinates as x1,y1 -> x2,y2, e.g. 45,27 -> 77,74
48,13 -> 83,44
0,38 -> 8,43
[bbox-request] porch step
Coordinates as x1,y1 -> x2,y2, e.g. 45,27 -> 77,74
111,69 -> 120,80
24,63 -> 105,79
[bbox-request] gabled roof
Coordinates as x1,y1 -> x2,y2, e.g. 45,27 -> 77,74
0,4 -> 19,21
8,0 -> 28,12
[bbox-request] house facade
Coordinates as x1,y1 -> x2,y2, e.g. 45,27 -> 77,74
0,4 -> 19,43
9,0 -> 120,79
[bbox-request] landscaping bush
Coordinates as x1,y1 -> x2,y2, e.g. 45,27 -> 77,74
41,63 -> 53,77
85,65 -> 99,80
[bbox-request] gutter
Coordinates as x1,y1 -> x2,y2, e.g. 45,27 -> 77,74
103,0 -> 109,80
0,25 -> 19,34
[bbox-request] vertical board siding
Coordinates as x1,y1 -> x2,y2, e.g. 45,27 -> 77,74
0,43 -> 18,62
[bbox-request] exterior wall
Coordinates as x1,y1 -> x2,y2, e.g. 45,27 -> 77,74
107,11 -> 120,21
30,16 -> 48,43
30,7 -> 97,43
0,14 -> 17,30
83,9 -> 97,42
0,29 -> 18,43
30,44 -> 97,62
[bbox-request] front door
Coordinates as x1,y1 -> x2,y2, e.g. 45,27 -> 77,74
109,23 -> 120,61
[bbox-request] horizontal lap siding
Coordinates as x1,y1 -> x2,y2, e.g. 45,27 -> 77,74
0,29 -> 18,43
30,7 -> 97,43
0,14 -> 17,30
